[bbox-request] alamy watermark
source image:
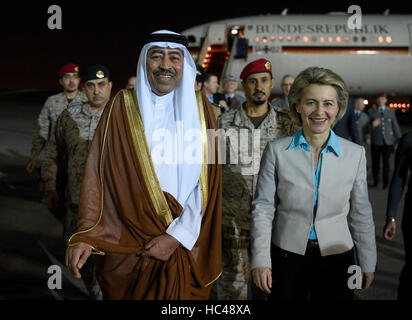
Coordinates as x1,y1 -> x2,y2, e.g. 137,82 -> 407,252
347,5 -> 362,30
47,5 -> 62,30
47,265 -> 62,290
148,125 -> 262,175
347,265 -> 362,289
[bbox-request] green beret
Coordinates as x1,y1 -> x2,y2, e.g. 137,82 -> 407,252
82,64 -> 110,83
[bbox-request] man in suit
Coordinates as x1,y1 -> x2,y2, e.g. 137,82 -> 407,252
333,96 -> 360,144
201,70 -> 224,120
271,74 -> 294,111
215,74 -> 246,111
368,92 -> 402,189
354,97 -> 370,144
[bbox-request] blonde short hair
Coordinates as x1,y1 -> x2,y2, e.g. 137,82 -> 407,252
288,67 -> 348,126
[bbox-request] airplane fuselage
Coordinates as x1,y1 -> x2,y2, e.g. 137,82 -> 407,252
182,14 -> 412,97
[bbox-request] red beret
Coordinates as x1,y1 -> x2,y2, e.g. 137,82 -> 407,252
377,92 -> 387,97
240,58 -> 272,80
59,63 -> 79,78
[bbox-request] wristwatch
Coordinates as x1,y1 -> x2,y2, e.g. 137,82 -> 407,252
388,217 -> 396,223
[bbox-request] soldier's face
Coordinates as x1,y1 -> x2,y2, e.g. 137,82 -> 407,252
281,76 -> 294,97
146,46 -> 183,96
242,72 -> 274,106
84,78 -> 112,108
59,73 -> 80,93
377,96 -> 387,106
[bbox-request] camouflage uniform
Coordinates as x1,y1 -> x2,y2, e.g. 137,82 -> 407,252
212,103 -> 299,300
42,101 -> 104,300
30,91 -> 87,160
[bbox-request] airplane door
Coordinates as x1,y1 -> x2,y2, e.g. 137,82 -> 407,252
408,24 -> 412,55
207,24 -> 226,45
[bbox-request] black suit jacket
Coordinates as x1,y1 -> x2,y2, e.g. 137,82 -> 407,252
333,99 -> 361,144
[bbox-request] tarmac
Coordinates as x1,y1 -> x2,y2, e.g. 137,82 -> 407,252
0,90 -> 410,300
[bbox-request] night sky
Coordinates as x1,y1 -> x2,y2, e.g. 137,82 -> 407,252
1,1 -> 411,92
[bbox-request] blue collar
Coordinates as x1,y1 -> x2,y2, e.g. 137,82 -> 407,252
288,128 -> 341,156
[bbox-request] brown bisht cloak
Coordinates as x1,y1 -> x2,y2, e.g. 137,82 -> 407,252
68,89 -> 222,299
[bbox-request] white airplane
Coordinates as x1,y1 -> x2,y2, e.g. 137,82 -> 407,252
181,11 -> 412,111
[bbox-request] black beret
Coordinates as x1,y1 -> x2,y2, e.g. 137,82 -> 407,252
82,64 -> 110,83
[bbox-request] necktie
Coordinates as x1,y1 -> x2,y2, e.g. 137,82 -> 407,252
227,96 -> 232,106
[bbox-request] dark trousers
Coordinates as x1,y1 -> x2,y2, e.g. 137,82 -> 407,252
269,242 -> 355,301
371,145 -> 393,185
398,198 -> 412,300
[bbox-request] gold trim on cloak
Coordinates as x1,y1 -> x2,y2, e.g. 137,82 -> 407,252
67,90 -> 122,255
123,89 -> 173,225
196,90 -> 209,217
123,88 -> 208,220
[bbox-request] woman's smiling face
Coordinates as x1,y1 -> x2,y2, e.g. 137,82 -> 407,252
296,84 -> 340,136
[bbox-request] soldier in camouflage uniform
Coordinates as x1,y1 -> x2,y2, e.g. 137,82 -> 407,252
212,59 -> 299,300
42,65 -> 113,300
26,63 -> 87,175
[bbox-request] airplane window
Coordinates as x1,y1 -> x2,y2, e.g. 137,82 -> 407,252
328,36 -> 333,43
362,36 -> 367,42
270,36 -> 276,42
279,36 -> 284,42
378,36 -> 384,43
386,36 -> 392,43
255,36 -> 260,43
320,36 -> 325,43
263,36 -> 267,43
287,35 -> 292,42
336,36 -> 342,43
353,36 -> 358,42
303,36 -> 309,43
344,36 -> 350,42
296,36 -> 301,42
312,36 -> 317,42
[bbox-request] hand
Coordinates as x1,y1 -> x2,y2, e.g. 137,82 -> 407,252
25,157 -> 37,175
384,220 -> 396,240
361,272 -> 374,290
372,118 -> 381,127
46,190 -> 59,210
252,267 -> 272,294
65,243 -> 92,279
142,234 -> 180,261
218,100 -> 228,109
